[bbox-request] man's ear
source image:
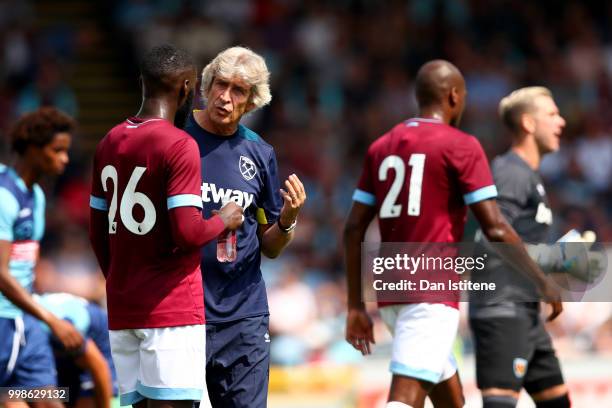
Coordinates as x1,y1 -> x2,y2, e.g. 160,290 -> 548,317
520,113 -> 536,134
449,86 -> 459,107
245,101 -> 257,113
177,79 -> 190,105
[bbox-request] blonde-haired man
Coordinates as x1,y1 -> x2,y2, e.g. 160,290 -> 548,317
184,46 -> 306,408
469,87 -> 570,408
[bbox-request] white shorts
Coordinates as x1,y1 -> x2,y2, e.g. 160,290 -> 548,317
379,303 -> 459,384
109,324 -> 206,406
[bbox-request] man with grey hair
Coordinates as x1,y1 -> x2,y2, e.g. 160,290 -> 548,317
469,87 -> 571,408
184,46 -> 306,407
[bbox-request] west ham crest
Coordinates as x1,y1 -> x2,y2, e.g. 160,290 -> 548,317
239,155 -> 257,181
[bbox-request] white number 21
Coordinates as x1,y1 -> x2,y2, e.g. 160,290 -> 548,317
378,154 -> 426,218
101,165 -> 157,235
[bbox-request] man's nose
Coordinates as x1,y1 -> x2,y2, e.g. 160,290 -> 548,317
220,87 -> 231,102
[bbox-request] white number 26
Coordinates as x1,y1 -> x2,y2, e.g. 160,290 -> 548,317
101,165 -> 156,235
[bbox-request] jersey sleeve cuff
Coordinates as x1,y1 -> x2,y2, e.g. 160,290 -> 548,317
167,194 -> 203,210
463,185 -> 498,205
89,195 -> 108,211
352,189 -> 376,206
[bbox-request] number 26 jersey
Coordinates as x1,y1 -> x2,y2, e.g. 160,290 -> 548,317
90,117 -> 207,330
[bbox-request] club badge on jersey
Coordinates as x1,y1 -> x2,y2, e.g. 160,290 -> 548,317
239,155 -> 257,181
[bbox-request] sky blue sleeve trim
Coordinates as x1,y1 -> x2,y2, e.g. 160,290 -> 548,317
167,194 -> 203,210
390,361 -> 441,384
33,185 -> 45,242
136,382 -> 202,401
89,195 -> 108,211
463,185 -> 498,205
352,189 -> 376,206
119,390 -> 145,406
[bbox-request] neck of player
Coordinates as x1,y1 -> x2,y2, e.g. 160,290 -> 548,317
511,135 -> 541,170
14,159 -> 40,188
417,109 -> 448,124
135,98 -> 177,123
196,109 -> 238,136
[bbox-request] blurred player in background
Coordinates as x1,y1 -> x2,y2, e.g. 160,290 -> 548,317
35,292 -> 117,408
344,61 -> 562,408
0,107 -> 83,405
89,45 -> 243,408
184,46 -> 306,408
469,87 -> 571,408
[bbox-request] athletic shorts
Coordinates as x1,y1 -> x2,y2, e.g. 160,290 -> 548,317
205,315 -> 270,408
469,303 -> 564,393
379,303 -> 459,384
0,314 -> 57,387
109,324 -> 206,406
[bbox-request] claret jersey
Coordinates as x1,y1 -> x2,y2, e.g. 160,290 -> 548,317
90,117 -> 208,329
353,118 -> 498,308
354,118 -> 497,243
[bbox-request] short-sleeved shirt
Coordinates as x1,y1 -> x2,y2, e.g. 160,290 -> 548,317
472,151 -> 552,303
184,113 -> 283,323
90,118 -> 208,329
0,164 -> 45,318
353,118 -> 497,308
34,293 -> 92,337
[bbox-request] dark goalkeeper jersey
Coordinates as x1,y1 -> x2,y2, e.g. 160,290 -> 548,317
473,151 -> 553,303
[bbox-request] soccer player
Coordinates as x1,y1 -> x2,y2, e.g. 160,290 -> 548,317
0,107 -> 83,403
184,46 -> 306,408
35,292 -> 118,408
89,45 -> 244,408
344,61 -> 562,408
469,87 -> 571,408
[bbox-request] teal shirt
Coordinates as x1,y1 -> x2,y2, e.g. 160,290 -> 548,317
33,293 -> 91,335
0,164 -> 46,318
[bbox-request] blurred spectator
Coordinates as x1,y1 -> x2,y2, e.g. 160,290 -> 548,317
16,57 -> 78,117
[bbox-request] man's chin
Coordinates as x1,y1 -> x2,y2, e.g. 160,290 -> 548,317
212,114 -> 233,124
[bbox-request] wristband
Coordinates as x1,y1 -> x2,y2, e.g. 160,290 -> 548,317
277,219 -> 297,233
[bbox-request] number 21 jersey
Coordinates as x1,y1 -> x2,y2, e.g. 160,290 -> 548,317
90,117 -> 207,330
354,118 -> 497,243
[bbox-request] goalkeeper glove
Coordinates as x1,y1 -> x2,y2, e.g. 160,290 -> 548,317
526,230 -> 606,283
